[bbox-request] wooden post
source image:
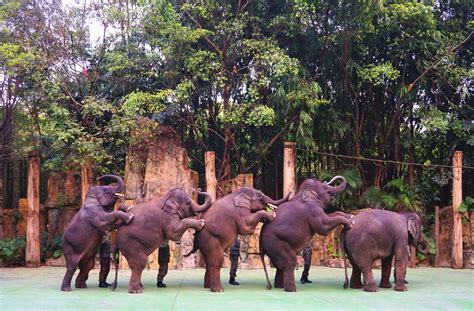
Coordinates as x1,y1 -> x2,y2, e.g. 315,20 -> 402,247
452,151 -> 463,269
205,151 -> 217,202
81,158 -> 95,203
434,205 -> 440,267
283,142 -> 296,198
410,246 -> 417,268
26,150 -> 41,268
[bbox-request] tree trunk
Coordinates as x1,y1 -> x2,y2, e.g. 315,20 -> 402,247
26,150 -> 41,268
219,84 -> 232,180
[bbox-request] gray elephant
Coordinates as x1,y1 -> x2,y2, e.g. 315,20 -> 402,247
111,188 -> 212,293
61,175 -> 133,291
186,187 -> 290,292
260,176 -> 354,292
341,209 -> 429,292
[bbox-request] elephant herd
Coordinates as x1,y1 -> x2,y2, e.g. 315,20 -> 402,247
61,174 -> 429,294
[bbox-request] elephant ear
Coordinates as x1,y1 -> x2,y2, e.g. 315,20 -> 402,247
302,189 -> 318,203
233,192 -> 251,209
163,197 -> 179,215
407,217 -> 418,240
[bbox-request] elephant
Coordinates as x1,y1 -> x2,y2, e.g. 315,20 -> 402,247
186,187 -> 290,292
111,188 -> 212,294
60,175 -> 134,291
260,176 -> 354,292
341,209 -> 429,292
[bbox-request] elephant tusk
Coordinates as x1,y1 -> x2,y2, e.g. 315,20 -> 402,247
267,203 -> 277,209
115,193 -> 125,198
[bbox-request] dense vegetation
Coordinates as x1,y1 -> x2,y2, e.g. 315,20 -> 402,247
1,1 -> 472,220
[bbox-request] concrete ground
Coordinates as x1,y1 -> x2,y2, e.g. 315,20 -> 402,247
0,266 -> 472,311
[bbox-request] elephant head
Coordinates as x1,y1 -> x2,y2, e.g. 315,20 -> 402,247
87,175 -> 125,209
162,188 -> 212,218
297,176 -> 347,206
232,187 -> 290,212
403,212 -> 429,255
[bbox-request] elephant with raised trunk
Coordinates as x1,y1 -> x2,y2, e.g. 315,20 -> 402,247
341,209 -> 429,292
111,188 -> 212,293
61,175 -> 133,291
186,187 -> 290,292
260,176 -> 354,292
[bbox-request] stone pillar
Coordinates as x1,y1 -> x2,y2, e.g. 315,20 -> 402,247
205,151 -> 217,202
26,150 -> 41,268
452,151 -> 463,268
283,142 -> 296,199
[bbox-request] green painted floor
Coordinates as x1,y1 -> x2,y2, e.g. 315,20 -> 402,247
0,266 -> 473,310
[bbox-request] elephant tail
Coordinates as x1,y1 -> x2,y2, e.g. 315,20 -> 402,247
110,247 -> 120,291
183,232 -> 199,257
259,232 -> 272,290
340,230 -> 349,289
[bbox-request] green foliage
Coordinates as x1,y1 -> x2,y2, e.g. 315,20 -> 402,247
358,62 -> 400,86
41,232 -> 63,261
0,237 -> 26,266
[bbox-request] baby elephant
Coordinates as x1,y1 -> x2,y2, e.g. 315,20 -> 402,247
341,209 -> 429,292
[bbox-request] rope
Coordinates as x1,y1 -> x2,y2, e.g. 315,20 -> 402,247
295,147 -> 474,170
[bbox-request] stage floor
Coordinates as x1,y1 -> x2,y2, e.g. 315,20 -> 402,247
1,266 -> 472,310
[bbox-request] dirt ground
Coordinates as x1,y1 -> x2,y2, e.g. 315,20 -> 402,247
0,266 -> 472,310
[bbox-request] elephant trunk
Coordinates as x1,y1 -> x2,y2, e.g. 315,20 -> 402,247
191,190 -> 213,213
97,175 -> 125,194
416,236 -> 430,255
262,192 -> 290,206
326,176 -> 347,194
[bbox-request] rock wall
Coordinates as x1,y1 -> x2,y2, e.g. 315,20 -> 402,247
436,206 -> 472,268
122,120 -> 200,270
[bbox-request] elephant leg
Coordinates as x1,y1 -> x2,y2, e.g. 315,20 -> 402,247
361,266 -> 377,292
349,262 -> 363,289
394,251 -> 407,291
75,257 -> 95,288
274,268 -> 284,288
283,267 -> 297,292
239,211 -> 275,235
204,267 -> 210,288
61,256 -> 78,291
92,210 -> 134,231
315,214 -> 353,235
379,256 -> 393,288
209,252 -> 225,292
128,253 -> 147,294
167,219 -> 205,241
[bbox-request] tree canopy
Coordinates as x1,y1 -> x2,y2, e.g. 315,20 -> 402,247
1,0 -> 472,215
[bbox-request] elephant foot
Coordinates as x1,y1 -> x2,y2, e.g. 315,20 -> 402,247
198,219 -> 205,230
363,284 -> 378,292
394,284 -> 407,292
379,281 -> 392,288
284,286 -> 297,292
75,282 -> 87,289
61,285 -> 72,292
128,288 -> 144,294
210,285 -> 224,292
274,283 -> 284,288
204,282 -> 210,288
350,282 -> 363,289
